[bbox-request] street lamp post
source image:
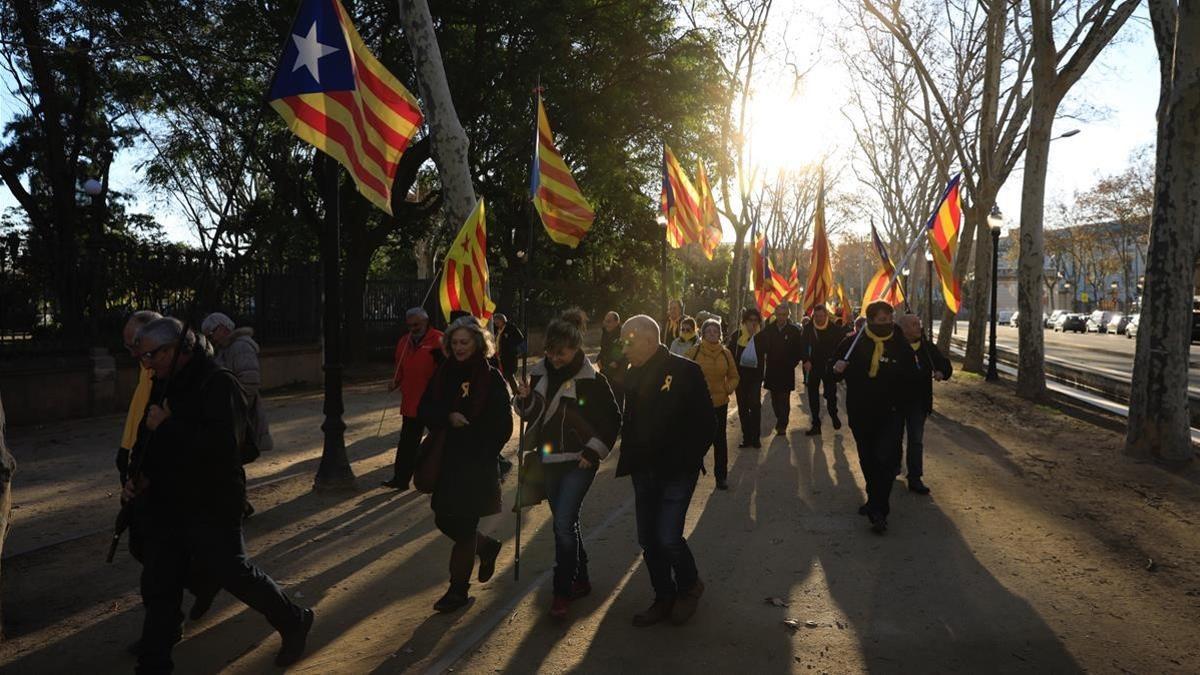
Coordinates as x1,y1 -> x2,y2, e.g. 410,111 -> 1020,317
83,178 -> 104,343
925,250 -> 934,340
1110,281 -> 1119,313
986,206 -> 1004,382
1063,282 -> 1072,312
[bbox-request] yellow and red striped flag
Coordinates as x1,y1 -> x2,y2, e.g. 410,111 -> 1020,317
835,283 -> 854,324
926,174 -> 964,314
267,0 -> 422,214
785,262 -> 801,303
661,145 -> 704,248
801,176 -> 834,313
696,162 -> 722,260
531,95 -> 595,248
860,222 -> 904,314
439,199 -> 496,324
757,257 -> 791,318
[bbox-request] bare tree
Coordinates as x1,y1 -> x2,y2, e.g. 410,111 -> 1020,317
1016,0 -> 1139,399
1126,0 -> 1198,464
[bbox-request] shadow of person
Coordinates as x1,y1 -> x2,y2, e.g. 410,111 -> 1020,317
366,604 -> 477,674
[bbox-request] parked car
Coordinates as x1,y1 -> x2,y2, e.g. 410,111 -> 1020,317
1008,311 -> 1020,328
1046,310 -> 1067,328
1054,313 -> 1087,333
997,309 -> 1015,325
1125,314 -> 1140,340
1107,313 -> 1130,335
1087,310 -> 1114,333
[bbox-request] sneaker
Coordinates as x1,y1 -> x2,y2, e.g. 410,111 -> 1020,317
477,538 -> 502,583
275,608 -> 314,667
433,586 -> 470,613
671,580 -> 705,625
632,598 -> 674,627
569,580 -> 592,600
550,596 -> 570,619
715,478 -> 729,490
908,478 -> 931,495
805,426 -> 821,436
380,478 -> 409,490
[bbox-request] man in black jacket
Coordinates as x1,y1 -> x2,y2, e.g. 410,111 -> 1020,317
619,315 -> 714,628
126,318 -> 313,673
799,305 -> 850,435
757,301 -> 803,435
831,301 -> 913,534
895,314 -> 952,495
492,313 -> 525,390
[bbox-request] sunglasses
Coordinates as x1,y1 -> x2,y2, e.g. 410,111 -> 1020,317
138,344 -> 170,361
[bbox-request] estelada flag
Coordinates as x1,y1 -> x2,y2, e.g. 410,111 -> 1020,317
531,94 -> 595,248
757,257 -> 791,318
926,174 -> 964,314
801,174 -> 834,313
696,162 -> 722,260
439,199 -> 496,324
661,145 -> 704,248
860,222 -> 904,314
750,234 -> 771,291
786,262 -> 801,303
267,0 -> 422,214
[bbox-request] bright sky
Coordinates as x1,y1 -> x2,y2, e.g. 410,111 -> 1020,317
0,3 -> 1160,248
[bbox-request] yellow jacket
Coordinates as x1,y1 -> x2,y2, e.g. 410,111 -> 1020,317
121,366 -> 153,451
685,341 -> 740,407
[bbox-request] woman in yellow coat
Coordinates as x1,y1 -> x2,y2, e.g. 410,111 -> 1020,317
685,319 -> 740,489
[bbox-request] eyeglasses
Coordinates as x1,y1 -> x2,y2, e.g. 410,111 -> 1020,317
138,344 -> 169,361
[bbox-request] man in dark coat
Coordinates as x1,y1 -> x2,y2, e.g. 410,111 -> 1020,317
831,301 -> 914,534
491,313 -> 525,390
597,311 -> 628,408
895,313 -> 952,495
726,307 -> 764,448
757,301 -> 803,435
127,318 -> 312,673
799,305 -> 850,435
618,315 -> 714,628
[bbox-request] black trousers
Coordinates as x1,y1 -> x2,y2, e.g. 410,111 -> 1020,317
712,405 -> 729,480
768,388 -> 791,431
138,521 -> 303,674
805,371 -> 838,426
391,415 -> 426,485
849,411 -> 904,518
735,372 -> 762,444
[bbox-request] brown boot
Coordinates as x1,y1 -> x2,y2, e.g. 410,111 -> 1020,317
671,579 -> 705,625
632,598 -> 675,627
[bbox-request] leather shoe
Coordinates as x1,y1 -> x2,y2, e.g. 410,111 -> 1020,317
380,478 -> 409,490
569,580 -> 592,600
275,608 -> 314,667
632,599 -> 674,627
715,478 -> 729,490
671,580 -> 705,625
868,512 -> 888,535
189,590 -> 218,621
830,413 -> 842,430
908,478 -> 931,495
477,538 -> 502,583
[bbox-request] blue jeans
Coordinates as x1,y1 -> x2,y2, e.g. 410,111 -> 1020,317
632,469 -> 700,601
900,403 -> 926,478
543,462 -> 597,597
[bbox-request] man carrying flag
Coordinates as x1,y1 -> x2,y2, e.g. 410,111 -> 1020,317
531,95 -> 595,247
440,199 -> 496,323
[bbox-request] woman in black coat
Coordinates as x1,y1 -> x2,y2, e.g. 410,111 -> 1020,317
726,307 -> 765,448
419,317 -> 514,613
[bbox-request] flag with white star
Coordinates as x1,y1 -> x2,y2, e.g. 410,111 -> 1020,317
267,0 -> 423,214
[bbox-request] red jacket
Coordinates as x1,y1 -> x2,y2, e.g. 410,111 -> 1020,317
392,328 -> 444,418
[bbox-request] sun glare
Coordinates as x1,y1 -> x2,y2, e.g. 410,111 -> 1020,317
744,75 -> 845,181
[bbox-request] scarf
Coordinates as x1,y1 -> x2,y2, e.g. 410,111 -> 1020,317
910,340 -> 922,351
814,316 -> 829,330
737,325 -> 757,347
544,349 -> 585,402
865,327 -> 894,379
679,329 -> 697,342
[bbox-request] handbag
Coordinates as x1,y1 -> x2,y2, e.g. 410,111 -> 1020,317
739,333 -> 759,368
413,429 -> 446,494
511,449 -> 547,511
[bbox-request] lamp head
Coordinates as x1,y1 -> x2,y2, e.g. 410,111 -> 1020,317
83,178 -> 102,196
925,250 -> 934,263
987,205 -> 1004,234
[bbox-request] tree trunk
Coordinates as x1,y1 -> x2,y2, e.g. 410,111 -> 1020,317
963,209 -> 993,372
398,0 -> 476,232
1126,0 -> 1197,464
728,226 -> 749,325
0,395 -> 14,639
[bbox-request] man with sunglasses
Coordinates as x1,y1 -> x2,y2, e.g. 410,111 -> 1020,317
384,307 -> 444,490
127,317 -> 313,673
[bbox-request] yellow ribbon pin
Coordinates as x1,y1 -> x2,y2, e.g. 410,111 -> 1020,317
661,375 -> 673,392
460,382 -> 470,398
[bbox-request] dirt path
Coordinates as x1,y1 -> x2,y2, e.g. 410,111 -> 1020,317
2,369 -> 1199,674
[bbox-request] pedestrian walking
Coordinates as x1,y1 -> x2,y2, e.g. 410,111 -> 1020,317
757,301 -> 803,435
726,307 -> 764,449
668,316 -> 699,356
128,318 -> 313,673
685,319 -> 739,489
118,311 -> 162,488
831,301 -> 913,534
492,313 -> 525,391
202,312 -> 274,518
895,314 -> 952,495
417,317 -> 513,613
384,308 -> 444,490
513,310 -> 621,619
618,315 -> 713,627
661,298 -> 685,344
799,305 -> 850,436
596,311 -> 628,408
